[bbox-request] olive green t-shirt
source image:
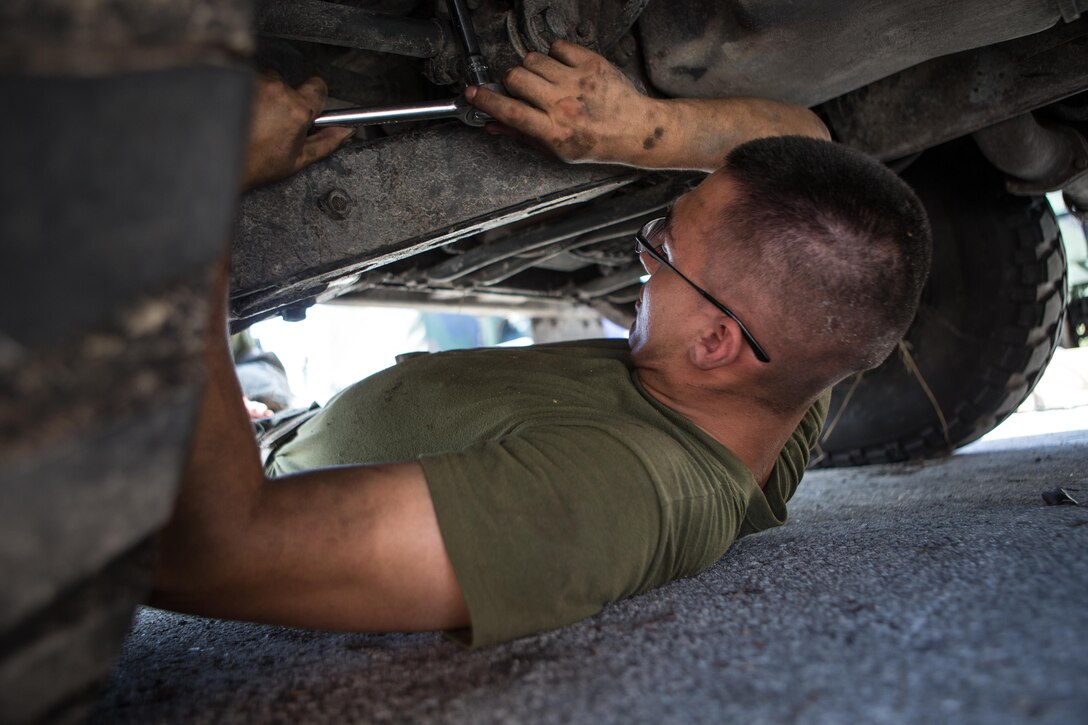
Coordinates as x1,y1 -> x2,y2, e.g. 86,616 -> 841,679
267,339 -> 828,647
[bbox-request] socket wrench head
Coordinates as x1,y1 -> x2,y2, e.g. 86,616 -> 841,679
461,82 -> 506,127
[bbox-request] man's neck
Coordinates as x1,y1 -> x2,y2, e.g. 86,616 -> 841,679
636,370 -> 808,487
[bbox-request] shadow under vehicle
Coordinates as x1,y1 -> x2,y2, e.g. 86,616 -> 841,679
3,0 -> 1087,721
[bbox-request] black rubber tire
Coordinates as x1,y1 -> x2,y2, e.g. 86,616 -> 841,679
816,141 -> 1068,467
1,64 -> 252,724
0,541 -> 154,725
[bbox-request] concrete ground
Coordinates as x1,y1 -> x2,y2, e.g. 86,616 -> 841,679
91,350 -> 1088,724
91,433 -> 1088,723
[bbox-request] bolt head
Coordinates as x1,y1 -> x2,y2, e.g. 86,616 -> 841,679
282,305 -> 308,322
321,189 -> 353,220
543,7 -> 569,36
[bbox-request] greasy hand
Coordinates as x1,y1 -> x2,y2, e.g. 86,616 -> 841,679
466,40 -> 655,164
241,73 -> 354,190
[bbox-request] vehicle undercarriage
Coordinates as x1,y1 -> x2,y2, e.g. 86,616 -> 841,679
3,0 -> 1087,721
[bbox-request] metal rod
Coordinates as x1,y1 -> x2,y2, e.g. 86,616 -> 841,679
445,0 -> 491,86
973,113 -> 1076,182
314,99 -> 464,127
255,0 -> 446,58
446,0 -> 482,56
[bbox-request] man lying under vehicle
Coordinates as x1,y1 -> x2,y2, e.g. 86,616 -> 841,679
152,41 -> 931,647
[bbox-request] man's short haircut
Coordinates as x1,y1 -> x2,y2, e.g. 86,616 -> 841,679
718,136 -> 932,406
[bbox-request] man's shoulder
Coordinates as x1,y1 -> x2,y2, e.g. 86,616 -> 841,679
394,337 -> 632,373
529,337 -> 631,353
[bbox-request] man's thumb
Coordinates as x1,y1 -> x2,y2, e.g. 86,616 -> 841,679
298,126 -> 354,169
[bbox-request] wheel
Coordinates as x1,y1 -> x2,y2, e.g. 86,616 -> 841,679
0,5 -> 254,721
0,541 -> 155,725
816,141 -> 1067,466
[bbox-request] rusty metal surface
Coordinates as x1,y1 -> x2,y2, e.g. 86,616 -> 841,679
230,125 -> 638,324
825,19 -> 1088,160
326,173 -> 696,316
638,0 -> 1061,107
415,177 -> 684,284
255,0 -> 449,58
516,0 -> 650,53
0,0 -> 254,74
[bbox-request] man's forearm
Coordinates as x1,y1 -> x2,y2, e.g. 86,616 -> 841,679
152,258 -> 467,632
614,96 -> 829,172
468,40 -> 829,174
151,73 -> 467,632
157,70 -> 353,592
152,258 -> 267,596
151,261 -> 467,631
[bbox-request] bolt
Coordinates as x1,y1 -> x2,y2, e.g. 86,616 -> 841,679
576,20 -> 594,39
281,302 -> 310,322
320,188 -> 353,220
543,7 -> 569,37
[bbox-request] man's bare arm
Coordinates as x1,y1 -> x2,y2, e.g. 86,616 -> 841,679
467,40 -> 829,173
152,263 -> 468,631
151,74 -> 467,631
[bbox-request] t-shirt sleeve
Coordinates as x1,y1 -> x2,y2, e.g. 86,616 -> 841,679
741,389 -> 833,535
419,424 -> 665,648
769,388 -> 831,506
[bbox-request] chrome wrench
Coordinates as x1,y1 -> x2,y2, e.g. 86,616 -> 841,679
313,0 -> 498,129
313,96 -> 482,128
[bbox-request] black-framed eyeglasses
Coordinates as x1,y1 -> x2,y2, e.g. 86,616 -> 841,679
635,217 -> 771,363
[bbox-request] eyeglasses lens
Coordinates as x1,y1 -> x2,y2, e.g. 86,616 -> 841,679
636,218 -> 667,274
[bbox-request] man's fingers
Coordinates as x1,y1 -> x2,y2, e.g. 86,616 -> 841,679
469,85 -> 552,139
548,39 -> 599,66
503,66 -> 561,110
296,126 -> 354,171
522,50 -> 572,82
295,76 -> 330,118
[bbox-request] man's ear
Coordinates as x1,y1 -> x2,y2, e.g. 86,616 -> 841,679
689,318 -> 745,370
